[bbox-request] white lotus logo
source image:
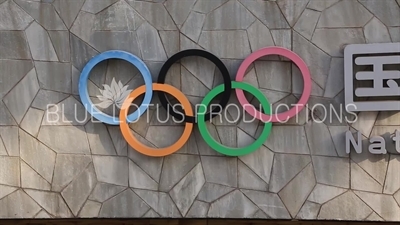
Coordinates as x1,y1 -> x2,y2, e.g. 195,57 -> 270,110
96,78 -> 132,109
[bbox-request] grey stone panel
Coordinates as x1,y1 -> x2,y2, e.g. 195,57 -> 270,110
52,0 -> 85,29
14,0 -> 67,30
136,22 -> 167,61
52,154 -> 92,192
78,200 -> 101,218
364,17 -> 392,43
0,190 -> 41,218
99,189 -> 149,217
0,31 -> 31,60
295,201 -> 320,220
32,90 -> 69,111
308,184 -> 347,204
376,111 -> 400,126
271,29 -> 291,50
128,160 -> 158,190
89,183 -> 125,203
324,58 -> 344,98
328,126 -> 350,157
21,161 -> 51,191
25,189 -> 73,217
133,189 -> 181,217
108,126 -> 128,156
294,9 -> 320,40
355,191 -> 400,221
351,147 -> 388,186
242,190 -> 291,219
0,126 -> 19,156
359,0 -> 400,27
238,160 -> 268,191
305,122 -> 338,156
312,156 -> 349,188
143,209 -> 159,218
277,0 -> 309,27
389,27 -> 400,42
203,0 -> 255,30
90,31 -> 142,58
0,60 -> 33,101
181,12 -> 206,43
81,0 -> 119,14
239,145 -> 273,184
317,0 -> 373,28
351,162 -> 382,193
164,0 -> 196,26
159,30 -> 179,57
201,156 -> 237,187
265,126 -> 310,155
93,156 -> 128,187
307,0 -> 339,11
20,108 -> 44,137
366,212 -> 385,221
192,0 -> 228,14
255,61 -> 292,92
48,31 -> 70,62
0,157 -> 20,187
197,183 -> 235,203
384,155 -> 400,194
128,148 -> 163,183
85,121 -> 117,156
252,210 -> 269,219
35,62 -> 71,93
70,11 -> 95,44
186,201 -> 209,218
25,22 -> 58,61
70,33 -> 99,71
35,210 -> 52,219
208,190 -> 258,218
0,0 -> 33,30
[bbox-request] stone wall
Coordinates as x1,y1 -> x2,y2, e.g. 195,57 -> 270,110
0,0 -> 399,221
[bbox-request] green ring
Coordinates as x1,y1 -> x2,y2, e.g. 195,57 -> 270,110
197,81 -> 273,156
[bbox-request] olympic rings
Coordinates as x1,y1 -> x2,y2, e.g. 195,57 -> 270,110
157,49 -> 231,123
120,84 -> 194,157
198,82 -> 272,156
79,47 -> 312,157
235,47 -> 312,123
79,50 -> 153,125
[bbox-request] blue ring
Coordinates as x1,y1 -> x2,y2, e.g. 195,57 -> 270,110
78,50 -> 153,125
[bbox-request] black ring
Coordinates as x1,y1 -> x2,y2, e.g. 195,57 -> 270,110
157,49 -> 231,123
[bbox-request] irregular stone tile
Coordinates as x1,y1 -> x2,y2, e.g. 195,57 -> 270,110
180,33 -> 204,50
306,96 -> 350,126
0,157 -> 20,186
204,0 -> 255,30
25,190 -> 73,217
318,191 -> 371,220
312,28 -> 365,57
208,190 -> 258,218
296,201 -> 320,219
181,12 -> 206,43
305,122 -> 338,156
239,145 -> 274,184
93,0 -> 143,31
0,60 -> 33,100
0,185 -> 17,200
239,0 -> 289,28
252,210 -> 269,219
133,189 -> 181,217
0,106 -> 17,126
0,31 -> 31,60
199,30 -> 251,59
20,130 -> 55,183
307,0 -> 339,11
143,209 -> 159,218
317,0 -> 372,28
279,163 -> 316,217
107,126 -> 127,156
82,0 -> 118,14
193,0 -> 228,13
355,191 -> 400,221
0,127 -> 18,156
238,160 -> 268,191
159,154 -> 199,191
265,126 -> 310,155
351,162 -> 382,193
3,68 -> 38,124
145,126 -> 185,148
395,190 -> 400,205
14,0 -> 66,30
128,145 -> 163,181
312,156 -> 349,188
197,183 -> 235,203
215,126 -> 236,147
21,161 -> 51,191
89,31 -> 141,58
79,200 -> 101,218
384,155 -> 400,194
35,210 -> 52,218
271,29 -> 291,51
164,0 -> 196,26
62,164 -> 97,216
70,11 -> 95,44
389,27 -> 400,42
137,22 -> 167,61
38,126 -> 91,154
293,31 -> 331,89
53,0 -> 85,28
308,184 -> 347,205
159,30 -> 179,57
35,62 -> 71,93
181,57 -> 215,90
351,148 -> 388,186
324,58 -> 344,98
269,154 -> 311,193
93,156 -> 128,187
376,112 -> 400,126
186,201 -> 209,218
242,190 -> 291,219
48,31 -> 70,62
32,90 -> 68,112
126,0 -> 176,30
20,108 -> 44,137
366,212 -> 385,221
359,0 -> 400,27
129,160 -> 157,190
294,9 -> 320,41
277,0 -> 309,27
43,97 -> 89,126
201,156 -> 237,187
0,190 -> 41,218
89,183 -> 125,203
292,66 -> 324,97
70,34 -> 99,71
0,0 -> 33,30
85,122 -> 117,155
364,17 -> 392,43
247,20 -> 275,52
52,154 -> 92,192
100,189 -> 149,217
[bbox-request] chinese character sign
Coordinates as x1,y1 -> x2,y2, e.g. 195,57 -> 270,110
344,43 -> 400,111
